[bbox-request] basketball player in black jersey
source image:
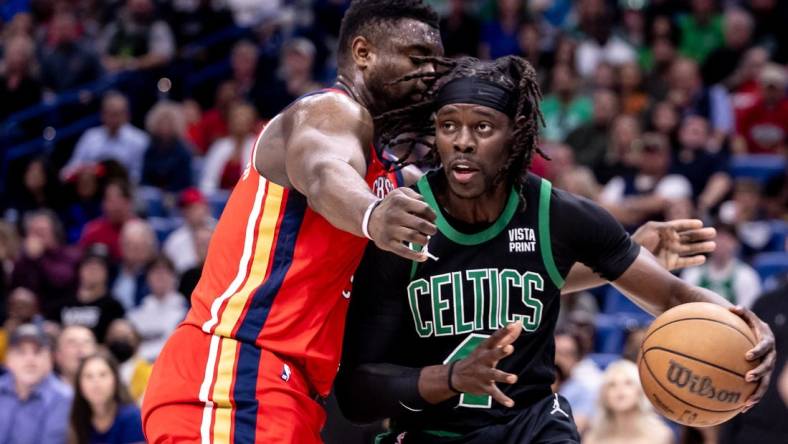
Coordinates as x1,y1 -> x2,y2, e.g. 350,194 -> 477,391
335,57 -> 776,443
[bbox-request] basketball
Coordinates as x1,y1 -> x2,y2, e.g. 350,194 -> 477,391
637,302 -> 759,427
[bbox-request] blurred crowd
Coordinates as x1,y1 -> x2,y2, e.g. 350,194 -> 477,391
0,0 -> 786,443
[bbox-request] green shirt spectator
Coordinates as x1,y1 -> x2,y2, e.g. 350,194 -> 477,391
540,94 -> 593,142
678,13 -> 724,63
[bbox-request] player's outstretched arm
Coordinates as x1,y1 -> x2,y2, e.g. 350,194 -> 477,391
282,94 -> 436,261
561,219 -> 716,294
612,249 -> 776,409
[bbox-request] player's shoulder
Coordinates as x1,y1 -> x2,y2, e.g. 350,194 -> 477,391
288,89 -> 373,130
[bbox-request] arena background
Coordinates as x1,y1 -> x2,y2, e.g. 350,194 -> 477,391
0,0 -> 785,443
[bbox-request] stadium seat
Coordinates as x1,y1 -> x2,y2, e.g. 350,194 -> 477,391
765,220 -> 788,252
137,186 -> 171,218
207,190 -> 231,219
149,216 -> 183,244
587,353 -> 621,370
751,252 -> 788,282
729,154 -> 786,183
603,286 -> 653,320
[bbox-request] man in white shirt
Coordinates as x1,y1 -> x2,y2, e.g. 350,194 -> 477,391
682,223 -> 762,308
162,188 -> 216,274
61,92 -> 149,183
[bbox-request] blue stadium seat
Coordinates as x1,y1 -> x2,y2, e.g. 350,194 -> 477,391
137,186 -> 171,218
603,286 -> 653,321
207,190 -> 231,219
729,154 -> 786,183
588,353 -> 621,370
751,252 -> 788,282
149,216 -> 183,244
766,220 -> 787,252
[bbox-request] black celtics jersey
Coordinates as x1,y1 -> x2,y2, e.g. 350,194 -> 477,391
338,170 -> 640,434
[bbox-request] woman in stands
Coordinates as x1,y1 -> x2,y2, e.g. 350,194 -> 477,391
584,360 -> 672,444
69,352 -> 144,444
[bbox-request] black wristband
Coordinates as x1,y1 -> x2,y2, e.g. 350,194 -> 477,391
447,360 -> 461,394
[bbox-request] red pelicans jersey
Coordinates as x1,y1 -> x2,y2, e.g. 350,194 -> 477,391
183,88 -> 403,396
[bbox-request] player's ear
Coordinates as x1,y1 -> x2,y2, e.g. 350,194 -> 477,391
351,36 -> 373,70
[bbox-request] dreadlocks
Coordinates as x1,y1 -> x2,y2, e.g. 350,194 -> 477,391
375,56 -> 546,194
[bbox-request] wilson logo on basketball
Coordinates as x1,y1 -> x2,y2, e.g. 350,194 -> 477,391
666,360 -> 742,404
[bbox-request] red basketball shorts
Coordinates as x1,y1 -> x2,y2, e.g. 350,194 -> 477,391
142,324 -> 326,443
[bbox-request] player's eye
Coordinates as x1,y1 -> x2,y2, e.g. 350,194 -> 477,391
476,122 -> 493,134
441,121 -> 456,132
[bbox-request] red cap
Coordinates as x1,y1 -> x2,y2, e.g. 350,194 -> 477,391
179,187 -> 206,208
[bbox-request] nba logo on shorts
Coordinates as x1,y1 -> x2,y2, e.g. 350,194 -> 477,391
281,364 -> 291,382
372,176 -> 394,199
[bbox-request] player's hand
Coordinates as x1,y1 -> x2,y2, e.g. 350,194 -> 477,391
631,219 -> 716,271
729,306 -> 776,412
451,322 -> 522,407
368,188 -> 437,262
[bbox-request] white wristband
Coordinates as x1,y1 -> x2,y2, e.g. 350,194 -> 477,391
361,199 -> 381,240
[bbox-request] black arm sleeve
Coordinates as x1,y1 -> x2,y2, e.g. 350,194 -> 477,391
550,188 -> 640,281
335,243 -> 427,423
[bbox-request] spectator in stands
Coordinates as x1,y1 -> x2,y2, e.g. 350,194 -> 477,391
565,89 -> 619,170
140,101 -> 194,192
12,209 -> 81,319
163,188 -> 215,274
62,164 -> 106,243
677,0 -> 724,63
554,328 -> 600,434
4,156 -> 62,224
127,256 -> 186,362
228,40 -> 260,100
701,8 -> 753,87
111,220 -> 155,310
667,57 -> 733,150
0,222 -> 19,319
200,102 -> 257,194
670,115 -> 731,214
61,246 -> 125,342
590,61 -> 616,91
617,62 -> 648,115
69,352 -> 145,444
737,63 -> 788,154
186,81 -> 238,154
540,64 -> 592,142
256,38 -> 322,119
729,46 -> 770,115
479,0 -> 523,60
80,180 -> 137,261
647,101 -> 680,146
40,10 -> 103,92
440,0 -> 481,58
54,325 -> 97,387
177,224 -> 212,302
593,114 -> 640,184
62,92 -> 150,183
0,34 -> 42,122
98,0 -> 175,73
0,324 -> 73,444
0,287 -> 41,365
621,326 -> 648,363
575,11 -> 636,79
164,0 -> 234,48
681,223 -> 762,308
104,319 -> 151,404
225,0 -> 283,27
718,178 -> 774,258
584,360 -> 672,444
600,132 -> 692,228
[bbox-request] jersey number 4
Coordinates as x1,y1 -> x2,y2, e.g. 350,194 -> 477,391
443,333 -> 492,409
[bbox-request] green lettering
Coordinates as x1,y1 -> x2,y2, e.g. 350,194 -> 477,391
520,272 -> 544,332
499,269 -> 522,327
407,279 -> 432,338
487,269 -> 500,330
452,272 -> 473,334
466,269 -> 488,330
431,274 -> 453,336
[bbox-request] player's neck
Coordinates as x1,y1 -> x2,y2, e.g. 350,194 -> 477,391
438,180 -> 510,225
335,72 -> 379,116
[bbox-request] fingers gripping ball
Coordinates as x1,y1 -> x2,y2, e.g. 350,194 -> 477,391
637,302 -> 758,427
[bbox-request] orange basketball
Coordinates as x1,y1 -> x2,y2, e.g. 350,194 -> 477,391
637,302 -> 758,427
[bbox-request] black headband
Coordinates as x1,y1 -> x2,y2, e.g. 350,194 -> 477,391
435,77 -> 519,117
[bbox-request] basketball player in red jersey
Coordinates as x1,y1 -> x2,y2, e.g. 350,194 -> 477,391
143,1 -> 723,443
142,2 -> 445,443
